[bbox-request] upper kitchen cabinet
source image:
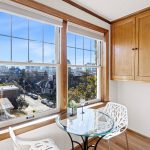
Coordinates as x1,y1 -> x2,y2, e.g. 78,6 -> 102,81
111,17 -> 135,80
135,10 -> 150,81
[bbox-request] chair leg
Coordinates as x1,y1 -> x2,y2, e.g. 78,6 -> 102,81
125,131 -> 129,150
107,140 -> 110,150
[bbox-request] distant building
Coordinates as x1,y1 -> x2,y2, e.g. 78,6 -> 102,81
0,85 -> 19,100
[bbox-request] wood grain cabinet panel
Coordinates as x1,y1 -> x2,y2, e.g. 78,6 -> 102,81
111,17 -> 135,80
135,10 -> 150,81
111,10 -> 150,82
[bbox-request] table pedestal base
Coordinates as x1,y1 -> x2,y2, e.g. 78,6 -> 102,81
67,132 -> 104,150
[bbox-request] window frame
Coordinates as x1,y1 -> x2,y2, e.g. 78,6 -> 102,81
0,11 -> 61,128
67,31 -> 103,104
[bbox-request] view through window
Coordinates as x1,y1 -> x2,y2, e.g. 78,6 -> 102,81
0,12 -> 59,124
67,32 -> 101,104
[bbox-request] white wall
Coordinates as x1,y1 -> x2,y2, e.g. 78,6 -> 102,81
116,81 -> 150,137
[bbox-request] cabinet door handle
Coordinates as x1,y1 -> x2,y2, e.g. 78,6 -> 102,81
135,48 -> 138,50
132,48 -> 135,50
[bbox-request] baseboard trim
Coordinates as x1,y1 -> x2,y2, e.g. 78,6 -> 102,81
127,128 -> 150,141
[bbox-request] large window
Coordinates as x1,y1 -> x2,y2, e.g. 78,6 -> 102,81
0,11 -> 60,127
0,6 -> 104,128
67,32 -> 101,103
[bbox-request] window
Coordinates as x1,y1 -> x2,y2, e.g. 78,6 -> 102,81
0,11 -> 60,127
67,32 -> 102,104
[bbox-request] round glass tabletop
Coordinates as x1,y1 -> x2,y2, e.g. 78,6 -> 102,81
56,108 -> 114,137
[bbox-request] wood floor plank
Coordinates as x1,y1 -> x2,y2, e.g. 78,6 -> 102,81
76,130 -> 150,150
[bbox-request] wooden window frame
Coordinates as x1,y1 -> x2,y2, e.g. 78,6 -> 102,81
59,23 -> 109,111
0,11 -> 61,128
0,0 -> 109,139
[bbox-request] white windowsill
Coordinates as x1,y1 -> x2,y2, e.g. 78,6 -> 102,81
0,101 -> 104,135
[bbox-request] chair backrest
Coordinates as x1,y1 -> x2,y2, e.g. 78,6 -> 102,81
103,102 -> 128,132
9,127 -> 22,150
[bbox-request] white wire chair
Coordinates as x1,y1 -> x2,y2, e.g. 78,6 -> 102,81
99,102 -> 129,150
9,127 -> 60,150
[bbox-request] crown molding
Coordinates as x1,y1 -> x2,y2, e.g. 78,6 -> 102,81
62,0 -> 111,24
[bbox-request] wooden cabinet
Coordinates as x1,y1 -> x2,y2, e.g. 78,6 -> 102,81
135,10 -> 150,81
111,17 -> 135,80
111,10 -> 150,81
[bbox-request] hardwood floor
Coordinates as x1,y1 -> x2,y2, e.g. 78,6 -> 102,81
76,130 -> 150,150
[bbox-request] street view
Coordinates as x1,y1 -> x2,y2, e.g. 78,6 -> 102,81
0,65 -> 56,120
0,65 -> 97,121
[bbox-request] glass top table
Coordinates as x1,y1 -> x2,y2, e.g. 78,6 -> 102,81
56,108 -> 114,150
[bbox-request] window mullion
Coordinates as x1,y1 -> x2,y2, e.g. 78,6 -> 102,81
28,20 -> 29,62
75,35 -> 76,65
83,37 -> 84,65
42,24 -> 44,63
100,41 -> 102,66
97,40 -> 101,66
55,27 -> 60,64
10,15 -> 12,61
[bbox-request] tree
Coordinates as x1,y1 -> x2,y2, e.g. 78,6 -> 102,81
68,71 -> 96,103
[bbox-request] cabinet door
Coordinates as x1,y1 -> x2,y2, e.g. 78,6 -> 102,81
111,17 -> 135,80
135,10 -> 150,81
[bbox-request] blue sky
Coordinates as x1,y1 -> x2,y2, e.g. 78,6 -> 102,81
0,12 -> 96,65
67,32 -> 97,65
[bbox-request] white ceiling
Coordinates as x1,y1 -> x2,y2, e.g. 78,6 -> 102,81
34,0 -> 150,22
72,0 -> 150,21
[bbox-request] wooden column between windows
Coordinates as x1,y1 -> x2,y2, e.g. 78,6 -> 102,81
101,31 -> 109,101
60,20 -> 67,110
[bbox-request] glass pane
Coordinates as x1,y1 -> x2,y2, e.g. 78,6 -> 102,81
91,39 -> 97,51
44,43 -> 55,64
84,37 -> 90,50
29,41 -> 42,63
67,47 -> 75,65
44,25 -> 55,44
67,33 -> 75,47
0,12 -> 11,36
0,36 -> 11,61
91,51 -> 97,65
0,64 -> 56,122
12,38 -> 28,62
68,67 -> 97,103
12,16 -> 28,39
29,20 -> 43,41
76,35 -> 83,49
76,49 -> 83,65
84,50 -> 91,65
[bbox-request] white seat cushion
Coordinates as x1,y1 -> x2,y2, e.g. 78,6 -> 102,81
29,138 -> 59,150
